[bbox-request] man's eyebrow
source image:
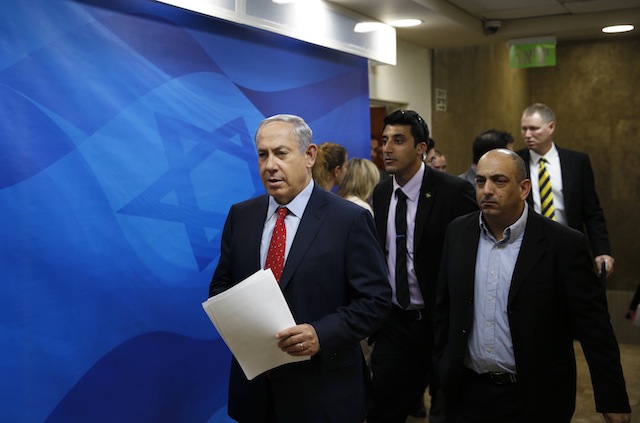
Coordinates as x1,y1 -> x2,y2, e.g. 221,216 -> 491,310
476,173 -> 508,179
489,173 -> 509,180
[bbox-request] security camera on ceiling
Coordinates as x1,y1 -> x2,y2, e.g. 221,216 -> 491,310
483,20 -> 502,35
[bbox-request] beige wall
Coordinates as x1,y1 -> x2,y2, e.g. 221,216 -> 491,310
369,39 -> 432,127
431,36 -> 640,290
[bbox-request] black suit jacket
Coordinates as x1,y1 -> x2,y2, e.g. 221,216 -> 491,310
372,166 -> 477,318
517,147 -> 611,256
210,184 -> 392,423
433,209 -> 629,422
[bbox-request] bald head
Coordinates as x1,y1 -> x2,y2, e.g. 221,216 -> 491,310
478,149 -> 527,182
475,149 -> 531,238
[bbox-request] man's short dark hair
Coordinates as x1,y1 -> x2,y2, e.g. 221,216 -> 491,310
427,137 -> 435,152
383,109 -> 430,147
472,129 -> 514,164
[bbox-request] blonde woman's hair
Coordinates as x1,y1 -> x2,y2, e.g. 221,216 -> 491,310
337,158 -> 380,202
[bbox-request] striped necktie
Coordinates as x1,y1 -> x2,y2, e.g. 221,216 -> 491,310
538,158 -> 556,220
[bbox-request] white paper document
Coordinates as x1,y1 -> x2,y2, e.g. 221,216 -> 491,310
202,268 -> 310,380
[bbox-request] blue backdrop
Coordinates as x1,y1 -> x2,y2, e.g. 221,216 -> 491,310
0,0 -> 370,421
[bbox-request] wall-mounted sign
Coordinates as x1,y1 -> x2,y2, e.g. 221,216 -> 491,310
508,36 -> 556,69
435,88 -> 447,112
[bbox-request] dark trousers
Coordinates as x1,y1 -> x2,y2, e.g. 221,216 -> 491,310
368,307 -> 432,423
447,369 -> 524,423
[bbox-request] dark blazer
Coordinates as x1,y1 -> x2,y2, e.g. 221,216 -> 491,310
372,166 -> 477,317
433,209 -> 629,422
209,184 -> 392,423
517,147 -> 611,256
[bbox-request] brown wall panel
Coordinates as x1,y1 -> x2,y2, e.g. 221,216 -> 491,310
432,36 -> 640,289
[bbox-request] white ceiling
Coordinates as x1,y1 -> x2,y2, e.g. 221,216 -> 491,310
327,0 -> 640,48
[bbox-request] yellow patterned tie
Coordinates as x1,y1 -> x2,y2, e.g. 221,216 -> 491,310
538,158 -> 555,220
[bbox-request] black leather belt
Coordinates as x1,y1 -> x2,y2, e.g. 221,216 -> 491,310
392,306 -> 424,321
465,368 -> 518,385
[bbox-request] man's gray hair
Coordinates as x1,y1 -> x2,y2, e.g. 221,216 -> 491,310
522,103 -> 555,124
255,114 -> 313,154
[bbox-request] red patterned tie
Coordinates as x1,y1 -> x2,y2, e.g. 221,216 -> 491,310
265,207 -> 288,283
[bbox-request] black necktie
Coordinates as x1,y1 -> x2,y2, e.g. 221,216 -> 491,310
395,189 -> 410,309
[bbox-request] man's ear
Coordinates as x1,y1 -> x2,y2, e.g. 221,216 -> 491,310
520,179 -> 532,200
305,144 -> 317,168
416,142 -> 427,156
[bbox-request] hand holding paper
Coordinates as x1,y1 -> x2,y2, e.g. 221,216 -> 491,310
202,269 -> 310,380
275,323 -> 320,356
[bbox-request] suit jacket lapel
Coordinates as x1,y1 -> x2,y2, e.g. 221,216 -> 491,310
374,179 -> 393,249
461,215 -> 480,296
279,184 -> 327,290
509,210 -> 545,304
415,167 -> 436,247
557,147 -> 574,211
248,197 -> 269,270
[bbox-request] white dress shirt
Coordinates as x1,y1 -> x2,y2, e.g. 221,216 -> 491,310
386,163 -> 426,309
260,179 -> 313,268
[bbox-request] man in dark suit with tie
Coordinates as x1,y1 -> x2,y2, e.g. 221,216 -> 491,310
433,148 -> 630,422
209,114 -> 392,422
517,103 -> 614,278
368,110 -> 477,423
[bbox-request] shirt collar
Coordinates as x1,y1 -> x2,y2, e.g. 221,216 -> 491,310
479,206 -> 528,244
529,142 -> 558,164
392,162 -> 425,202
268,179 -> 314,219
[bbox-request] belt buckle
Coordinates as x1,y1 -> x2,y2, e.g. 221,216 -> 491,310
404,308 -> 422,320
489,372 -> 517,384
413,309 -> 423,321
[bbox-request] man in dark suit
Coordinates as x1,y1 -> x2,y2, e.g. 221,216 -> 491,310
517,103 -> 614,278
459,129 -> 514,186
368,110 -> 477,423
433,149 -> 630,422
209,114 -> 392,423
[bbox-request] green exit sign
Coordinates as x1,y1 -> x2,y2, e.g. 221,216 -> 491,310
509,36 -> 556,68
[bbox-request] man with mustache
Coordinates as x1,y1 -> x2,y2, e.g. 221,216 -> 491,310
433,149 -> 630,422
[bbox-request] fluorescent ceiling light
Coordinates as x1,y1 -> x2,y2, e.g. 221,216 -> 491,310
602,24 -> 634,33
354,22 -> 387,33
388,19 -> 422,28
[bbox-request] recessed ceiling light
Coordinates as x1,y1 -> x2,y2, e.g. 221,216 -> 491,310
602,24 -> 634,34
388,19 -> 422,28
